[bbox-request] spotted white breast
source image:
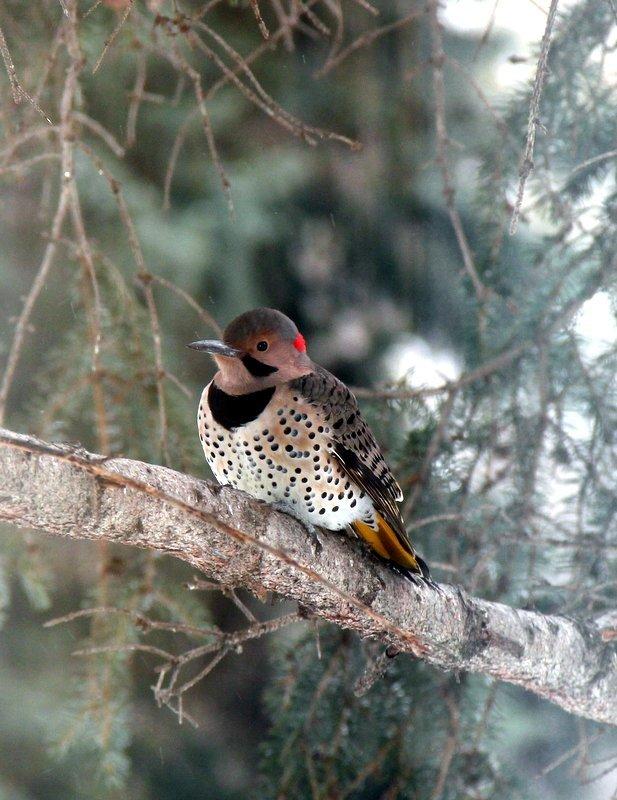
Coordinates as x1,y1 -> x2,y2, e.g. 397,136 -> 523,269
198,381 -> 376,532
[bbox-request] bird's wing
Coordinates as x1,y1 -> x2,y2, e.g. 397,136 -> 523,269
290,366 -> 406,535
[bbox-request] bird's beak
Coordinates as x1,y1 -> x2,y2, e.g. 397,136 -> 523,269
187,339 -> 242,358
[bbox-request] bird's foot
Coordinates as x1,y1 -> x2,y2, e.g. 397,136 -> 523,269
303,521 -> 324,556
270,500 -> 292,516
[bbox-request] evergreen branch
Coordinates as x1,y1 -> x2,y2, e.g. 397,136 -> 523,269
1,427 -> 616,726
351,341 -> 529,400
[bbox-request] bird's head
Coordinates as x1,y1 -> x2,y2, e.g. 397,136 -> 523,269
188,307 -> 313,394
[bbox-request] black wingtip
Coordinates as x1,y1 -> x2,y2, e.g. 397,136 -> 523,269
415,554 -> 431,580
392,556 -> 441,592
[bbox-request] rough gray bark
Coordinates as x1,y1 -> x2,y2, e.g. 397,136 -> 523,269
0,427 -> 615,725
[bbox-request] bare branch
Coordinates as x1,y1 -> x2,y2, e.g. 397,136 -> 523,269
0,18 -> 83,423
125,48 -> 146,147
149,274 -> 222,335
0,24 -> 53,123
1,427 -> 615,726
509,0 -> 559,235
92,0 -> 134,75
427,1 -> 488,302
248,0 -> 270,39
315,8 -> 423,78
73,110 -> 126,157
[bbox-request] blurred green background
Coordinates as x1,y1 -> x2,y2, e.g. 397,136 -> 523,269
1,1 -> 616,798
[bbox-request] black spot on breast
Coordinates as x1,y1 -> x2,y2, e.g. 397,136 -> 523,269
208,383 -> 275,431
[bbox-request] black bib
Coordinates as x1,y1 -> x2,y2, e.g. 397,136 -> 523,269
208,382 -> 276,430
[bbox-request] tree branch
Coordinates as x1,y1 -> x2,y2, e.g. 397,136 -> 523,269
0,427 -> 615,726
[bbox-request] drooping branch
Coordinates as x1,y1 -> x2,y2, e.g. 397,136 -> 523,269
0,427 -> 615,726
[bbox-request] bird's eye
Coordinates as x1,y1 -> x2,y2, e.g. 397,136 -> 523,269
256,340 -> 269,352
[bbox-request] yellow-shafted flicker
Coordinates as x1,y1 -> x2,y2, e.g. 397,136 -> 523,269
189,307 -> 430,581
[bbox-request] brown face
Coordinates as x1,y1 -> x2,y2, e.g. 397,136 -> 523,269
188,308 -> 313,393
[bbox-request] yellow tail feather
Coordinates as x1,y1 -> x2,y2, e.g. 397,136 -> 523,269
352,514 -> 421,572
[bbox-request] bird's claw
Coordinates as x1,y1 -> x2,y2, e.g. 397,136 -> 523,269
303,521 -> 324,556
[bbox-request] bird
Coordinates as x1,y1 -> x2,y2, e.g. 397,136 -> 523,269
188,307 -> 430,581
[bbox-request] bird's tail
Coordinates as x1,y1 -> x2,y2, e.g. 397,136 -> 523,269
352,514 -> 431,582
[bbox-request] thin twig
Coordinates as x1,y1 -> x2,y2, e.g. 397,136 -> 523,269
249,0 -> 270,39
45,605 -> 221,638
162,107 -> 197,209
149,35 -> 234,216
187,22 -> 361,149
0,24 -> 53,123
0,15 -> 83,422
73,110 -> 126,157
76,141 -> 171,464
427,1 -> 487,301
0,125 -> 57,165
125,48 -> 146,147
509,0 -> 559,235
564,149 -> 617,185
92,0 -> 134,74
316,8 -> 423,78
149,275 -> 222,335
0,153 -> 60,174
